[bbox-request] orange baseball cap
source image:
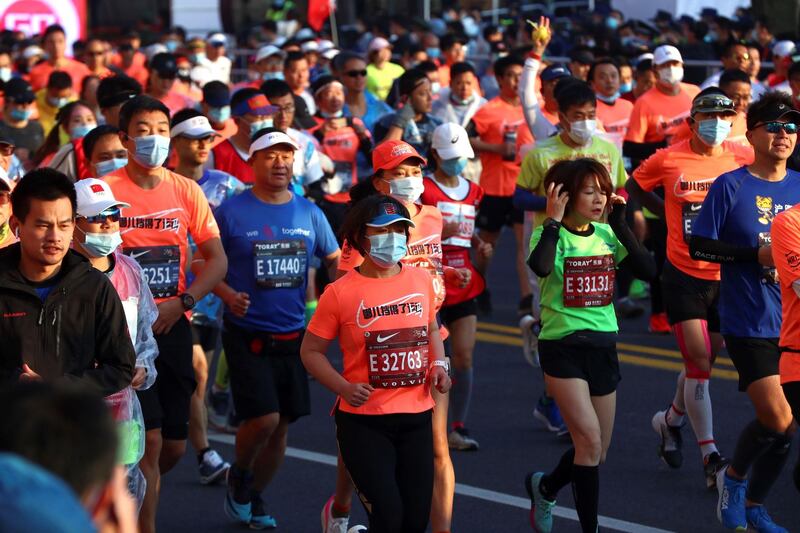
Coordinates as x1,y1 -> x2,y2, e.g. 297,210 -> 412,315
371,140 -> 427,172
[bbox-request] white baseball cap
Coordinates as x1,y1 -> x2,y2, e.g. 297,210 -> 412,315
431,123 -> 474,160
208,33 -> 227,46
368,37 -> 391,53
22,45 -> 44,60
296,28 -> 316,41
170,115 -> 218,139
773,40 -> 797,58
255,45 -> 285,63
75,179 -> 130,218
653,45 -> 682,66
248,130 -> 299,159
301,40 -> 320,53
322,48 -> 339,60
318,40 -> 335,53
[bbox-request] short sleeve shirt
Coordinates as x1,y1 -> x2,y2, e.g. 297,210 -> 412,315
693,167 -> 800,337
307,266 -> 437,415
771,206 -> 800,383
632,139 -> 754,279
470,97 -> 526,197
596,98 -> 634,151
625,83 -> 701,144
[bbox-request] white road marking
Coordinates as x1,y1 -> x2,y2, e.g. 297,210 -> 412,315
208,434 -> 674,533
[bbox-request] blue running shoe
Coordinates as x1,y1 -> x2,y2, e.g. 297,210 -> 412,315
524,472 -> 555,533
249,491 -> 277,530
533,396 -> 566,435
224,466 -> 252,524
224,491 -> 251,524
746,505 -> 788,533
716,469 -> 747,530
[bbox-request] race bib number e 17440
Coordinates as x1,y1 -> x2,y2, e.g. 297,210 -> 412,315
253,240 -> 308,289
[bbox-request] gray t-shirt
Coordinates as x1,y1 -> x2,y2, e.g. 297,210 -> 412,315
0,120 -> 44,163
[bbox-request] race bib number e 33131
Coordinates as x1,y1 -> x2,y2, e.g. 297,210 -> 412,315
563,254 -> 615,308
125,246 -> 180,299
253,240 -> 308,289
366,326 -> 429,388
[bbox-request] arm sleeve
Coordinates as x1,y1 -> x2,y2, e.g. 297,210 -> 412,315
527,224 -> 560,277
609,204 -> 656,281
512,186 -> 547,211
623,140 -> 667,164
519,57 -> 558,140
134,263 -> 159,390
306,284 -> 340,340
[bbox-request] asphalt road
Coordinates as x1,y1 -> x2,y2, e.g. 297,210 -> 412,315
156,228 -> 800,533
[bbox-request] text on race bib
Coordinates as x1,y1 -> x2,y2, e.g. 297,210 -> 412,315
253,240 -> 308,289
563,254 -> 615,308
365,326 -> 429,389
125,246 -> 180,299
682,202 -> 703,243
437,201 -> 476,248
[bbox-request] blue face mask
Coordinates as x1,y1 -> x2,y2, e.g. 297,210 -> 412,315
426,47 -> 441,60
619,81 -> 633,94
131,135 -> 170,168
47,96 -> 69,109
606,17 -> 620,30
696,117 -> 732,147
190,52 -> 206,64
367,232 -> 407,267
70,123 -> 94,140
208,106 -> 231,123
596,91 -> 620,104
262,71 -> 284,81
95,157 -> 128,177
77,227 -> 123,258
250,118 -> 274,138
439,156 -> 469,176
9,108 -> 31,121
164,40 -> 180,53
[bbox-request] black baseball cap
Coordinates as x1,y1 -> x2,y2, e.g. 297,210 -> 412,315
541,63 -> 571,82
97,75 -> 142,109
203,81 -> 230,107
569,49 -> 595,65
149,53 -> 178,78
747,99 -> 800,130
4,78 -> 34,103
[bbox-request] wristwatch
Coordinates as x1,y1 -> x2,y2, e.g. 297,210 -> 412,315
542,217 -> 562,230
433,358 -> 451,376
179,292 -> 196,311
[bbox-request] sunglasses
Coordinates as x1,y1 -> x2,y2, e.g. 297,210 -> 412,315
83,207 -> 121,224
344,69 -> 368,78
87,50 -> 105,56
758,121 -> 799,134
0,143 -> 15,156
0,191 -> 10,205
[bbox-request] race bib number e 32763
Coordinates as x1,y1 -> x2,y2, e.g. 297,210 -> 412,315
253,240 -> 308,289
563,254 -> 615,308
366,326 -> 429,389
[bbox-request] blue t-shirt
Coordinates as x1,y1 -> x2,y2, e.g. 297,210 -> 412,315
215,190 -> 338,332
692,166 -> 800,337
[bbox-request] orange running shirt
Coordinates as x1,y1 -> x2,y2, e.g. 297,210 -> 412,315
625,83 -> 701,144
670,112 -> 750,148
339,204 -> 445,311
596,98 -> 634,151
308,265 -> 437,415
470,97 -> 525,197
770,206 -> 800,383
104,167 -> 220,302
28,59 -> 92,93
633,139 -> 754,280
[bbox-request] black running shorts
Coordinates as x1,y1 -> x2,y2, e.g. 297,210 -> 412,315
538,330 -> 621,396
475,194 -> 524,232
661,260 -> 720,331
724,336 -> 781,392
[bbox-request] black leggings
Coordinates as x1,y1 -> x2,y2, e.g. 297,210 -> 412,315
335,409 -> 434,533
783,381 -> 800,422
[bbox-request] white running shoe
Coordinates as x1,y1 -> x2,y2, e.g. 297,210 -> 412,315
519,314 -> 540,367
347,527 -> 367,533
321,495 -> 349,533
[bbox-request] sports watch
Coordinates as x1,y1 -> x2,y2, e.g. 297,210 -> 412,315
179,292 -> 196,311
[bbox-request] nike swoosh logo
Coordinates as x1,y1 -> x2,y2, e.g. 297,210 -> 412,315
690,204 -> 702,212
129,250 -> 150,260
376,332 -> 400,343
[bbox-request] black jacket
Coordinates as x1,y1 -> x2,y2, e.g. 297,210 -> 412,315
0,244 -> 135,395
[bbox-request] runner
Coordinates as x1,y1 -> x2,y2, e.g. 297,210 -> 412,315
0,156 -> 14,249
468,54 -> 527,316
627,88 -> 754,489
302,194 -> 451,533
33,100 -> 97,171
620,58 -> 656,103
690,92 -> 798,533
105,95 -> 227,533
215,129 -> 340,529
421,122 -> 491,451
337,52 -> 392,135
27,24 -> 91,93
200,81 -> 237,146
524,158 -> 655,533
588,58 -> 634,152
96,75 -> 143,128
145,53 -> 196,116
170,109 -> 238,486
209,88 -> 277,184
323,139 -> 466,533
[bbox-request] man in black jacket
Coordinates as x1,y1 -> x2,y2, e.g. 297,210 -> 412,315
0,168 -> 134,395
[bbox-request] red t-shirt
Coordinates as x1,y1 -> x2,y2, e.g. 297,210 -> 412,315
28,59 -> 92,93
212,139 -> 254,184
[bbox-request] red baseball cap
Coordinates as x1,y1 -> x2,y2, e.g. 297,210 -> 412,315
372,140 -> 427,172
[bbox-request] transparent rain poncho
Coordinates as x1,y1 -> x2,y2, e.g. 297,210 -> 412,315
104,386 -> 146,510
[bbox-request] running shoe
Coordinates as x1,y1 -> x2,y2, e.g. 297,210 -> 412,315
615,297 -> 645,319
199,449 -> 230,485
519,314 -> 541,367
321,495 -> 349,533
524,472 -> 555,533
534,396 -> 567,435
648,313 -> 671,334
745,505 -> 788,533
651,409 -> 683,468
448,427 -> 480,451
249,491 -> 277,530
477,289 -> 492,316
224,467 -> 252,524
704,452 -> 729,490
716,468 -> 747,530
346,527 -> 367,533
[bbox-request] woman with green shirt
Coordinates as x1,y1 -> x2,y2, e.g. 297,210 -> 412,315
523,158 -> 655,533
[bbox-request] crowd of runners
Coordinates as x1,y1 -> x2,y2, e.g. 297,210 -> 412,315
1,3 -> 800,533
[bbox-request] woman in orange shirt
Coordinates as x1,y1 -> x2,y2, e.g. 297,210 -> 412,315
302,195 -> 451,532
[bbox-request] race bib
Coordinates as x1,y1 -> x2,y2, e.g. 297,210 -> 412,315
563,254 -> 615,308
366,326 -> 430,389
759,232 -> 779,284
437,201 -> 475,248
253,240 -> 308,289
125,246 -> 180,298
681,202 -> 703,243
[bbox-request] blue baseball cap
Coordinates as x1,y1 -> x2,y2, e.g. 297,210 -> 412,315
541,64 -> 571,82
367,202 -> 416,228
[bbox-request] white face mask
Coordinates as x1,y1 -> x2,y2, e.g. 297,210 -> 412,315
385,176 -> 424,204
658,65 -> 684,86
567,119 -> 597,145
